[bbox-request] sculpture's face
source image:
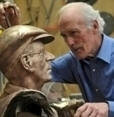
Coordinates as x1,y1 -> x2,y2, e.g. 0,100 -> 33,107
27,41 -> 54,82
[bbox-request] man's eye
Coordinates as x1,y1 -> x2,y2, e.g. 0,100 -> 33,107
38,51 -> 45,58
70,31 -> 79,35
61,33 -> 66,38
39,52 -> 43,56
70,31 -> 81,38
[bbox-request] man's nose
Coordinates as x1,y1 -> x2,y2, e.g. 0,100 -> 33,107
45,51 -> 55,61
66,37 -> 75,46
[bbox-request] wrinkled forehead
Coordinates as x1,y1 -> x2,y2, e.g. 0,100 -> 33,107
58,9 -> 85,30
59,6 -> 82,19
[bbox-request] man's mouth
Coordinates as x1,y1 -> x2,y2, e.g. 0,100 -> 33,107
73,47 -> 82,53
47,68 -> 52,73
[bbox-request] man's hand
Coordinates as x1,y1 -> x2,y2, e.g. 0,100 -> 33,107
74,102 -> 108,117
0,2 -> 20,29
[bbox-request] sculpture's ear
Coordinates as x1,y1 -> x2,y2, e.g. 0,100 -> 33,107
20,54 -> 34,72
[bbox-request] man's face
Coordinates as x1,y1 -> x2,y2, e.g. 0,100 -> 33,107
27,42 -> 54,82
59,13 -> 101,59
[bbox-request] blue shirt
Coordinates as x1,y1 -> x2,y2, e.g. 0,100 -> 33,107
51,35 -> 114,117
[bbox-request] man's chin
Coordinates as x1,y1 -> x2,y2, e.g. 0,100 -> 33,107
44,75 -> 52,82
76,55 -> 87,60
72,51 -> 87,60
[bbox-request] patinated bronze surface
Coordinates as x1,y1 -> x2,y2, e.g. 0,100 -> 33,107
0,89 -> 57,117
0,25 -> 55,117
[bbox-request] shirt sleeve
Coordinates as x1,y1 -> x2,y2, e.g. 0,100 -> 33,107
108,101 -> 114,117
51,53 -> 78,83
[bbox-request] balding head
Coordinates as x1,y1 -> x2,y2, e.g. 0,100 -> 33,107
58,2 -> 105,33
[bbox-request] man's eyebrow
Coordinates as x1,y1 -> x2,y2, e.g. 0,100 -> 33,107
60,32 -> 65,37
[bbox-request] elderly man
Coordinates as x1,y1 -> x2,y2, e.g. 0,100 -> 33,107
51,2 -> 114,117
0,25 -> 56,117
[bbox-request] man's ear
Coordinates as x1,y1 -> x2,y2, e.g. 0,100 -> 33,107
93,20 -> 99,31
20,54 -> 34,72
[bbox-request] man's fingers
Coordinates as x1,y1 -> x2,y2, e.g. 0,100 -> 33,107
74,103 -> 108,117
89,110 -> 98,117
81,106 -> 93,117
74,104 -> 88,117
0,3 -> 5,13
0,2 -> 20,28
0,11 -> 8,28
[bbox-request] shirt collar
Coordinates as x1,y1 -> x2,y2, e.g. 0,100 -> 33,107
70,34 -> 112,64
96,34 -> 112,63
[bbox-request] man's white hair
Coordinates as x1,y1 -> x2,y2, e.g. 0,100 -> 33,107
58,2 -> 105,33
